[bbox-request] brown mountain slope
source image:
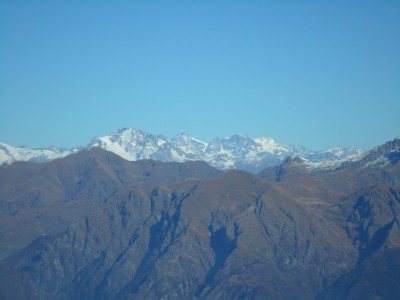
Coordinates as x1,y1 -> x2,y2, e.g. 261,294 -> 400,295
1,171 -> 399,299
0,148 -> 222,260
317,248 -> 400,300
1,146 -> 400,299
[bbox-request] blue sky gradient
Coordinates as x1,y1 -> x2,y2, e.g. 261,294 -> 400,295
1,0 -> 399,150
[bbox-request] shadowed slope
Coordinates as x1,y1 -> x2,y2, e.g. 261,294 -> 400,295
1,143 -> 400,299
0,148 -> 221,259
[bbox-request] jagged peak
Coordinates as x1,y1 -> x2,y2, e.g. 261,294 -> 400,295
110,128 -> 148,139
171,133 -> 194,143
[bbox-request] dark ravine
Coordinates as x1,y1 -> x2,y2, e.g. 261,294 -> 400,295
1,140 -> 400,299
196,225 -> 240,297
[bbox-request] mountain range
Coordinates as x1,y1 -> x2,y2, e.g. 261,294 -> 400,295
0,128 -> 364,172
0,136 -> 399,299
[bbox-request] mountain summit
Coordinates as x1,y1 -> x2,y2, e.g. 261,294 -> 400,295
0,128 -> 365,172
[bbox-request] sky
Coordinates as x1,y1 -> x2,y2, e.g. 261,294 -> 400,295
0,0 -> 399,151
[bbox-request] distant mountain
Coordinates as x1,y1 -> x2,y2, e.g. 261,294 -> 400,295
0,142 -> 80,166
87,128 -> 365,172
0,139 -> 399,299
0,128 -> 365,172
339,137 -> 400,169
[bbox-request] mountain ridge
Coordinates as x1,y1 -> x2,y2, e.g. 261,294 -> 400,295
0,128 -> 365,172
1,139 -> 400,299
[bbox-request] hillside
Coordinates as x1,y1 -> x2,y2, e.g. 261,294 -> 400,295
0,140 -> 399,299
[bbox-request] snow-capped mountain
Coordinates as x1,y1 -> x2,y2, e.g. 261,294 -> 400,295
0,128 -> 366,172
339,137 -> 400,169
88,128 -> 169,161
0,142 -> 80,166
87,128 -> 365,172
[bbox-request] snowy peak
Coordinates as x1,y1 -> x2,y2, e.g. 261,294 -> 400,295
221,135 -> 258,156
339,137 -> 400,169
109,128 -> 148,143
253,137 -> 284,154
85,128 -> 366,172
0,128 -> 383,173
171,133 -> 194,146
206,138 -> 223,153
0,142 -> 78,166
89,128 -> 168,161
287,138 -> 399,172
171,133 -> 207,152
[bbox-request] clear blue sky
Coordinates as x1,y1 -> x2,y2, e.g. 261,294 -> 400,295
0,0 -> 399,150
